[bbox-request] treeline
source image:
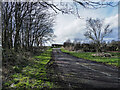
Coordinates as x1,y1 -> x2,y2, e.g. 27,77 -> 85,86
2,2 -> 55,51
2,2 -> 56,85
63,39 -> 119,52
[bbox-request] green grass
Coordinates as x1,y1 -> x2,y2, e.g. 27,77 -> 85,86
4,48 -> 57,89
61,48 -> 120,67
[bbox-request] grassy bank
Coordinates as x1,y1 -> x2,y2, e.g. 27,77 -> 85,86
61,48 -> 120,67
3,48 -> 57,89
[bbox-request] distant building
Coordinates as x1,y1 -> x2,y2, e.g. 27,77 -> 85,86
52,44 -> 63,48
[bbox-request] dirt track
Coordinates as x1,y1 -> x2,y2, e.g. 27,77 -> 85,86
52,48 -> 120,88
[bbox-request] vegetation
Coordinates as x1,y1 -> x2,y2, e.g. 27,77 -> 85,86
1,1 -> 118,89
84,18 -> 112,53
63,39 -> 119,52
61,48 -> 120,67
2,2 -> 55,51
2,2 -> 56,89
3,48 -> 58,89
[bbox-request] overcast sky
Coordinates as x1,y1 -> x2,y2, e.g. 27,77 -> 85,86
51,3 -> 118,45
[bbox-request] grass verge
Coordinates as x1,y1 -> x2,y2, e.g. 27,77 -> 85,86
61,48 -> 120,67
3,48 -> 57,89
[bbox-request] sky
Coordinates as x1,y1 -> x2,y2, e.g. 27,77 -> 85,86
51,2 -> 118,45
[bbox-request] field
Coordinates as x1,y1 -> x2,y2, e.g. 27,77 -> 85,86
61,48 -> 120,67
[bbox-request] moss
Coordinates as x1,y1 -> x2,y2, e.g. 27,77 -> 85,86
4,48 -> 57,89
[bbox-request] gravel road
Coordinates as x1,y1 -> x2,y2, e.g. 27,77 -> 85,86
52,48 -> 120,88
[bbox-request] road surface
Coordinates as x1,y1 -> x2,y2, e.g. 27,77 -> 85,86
52,48 -> 120,88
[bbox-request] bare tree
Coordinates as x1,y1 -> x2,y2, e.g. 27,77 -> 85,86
2,2 -> 55,51
73,38 -> 81,44
2,2 -> 14,49
39,0 -> 118,17
2,1 -> 117,51
84,18 -> 112,53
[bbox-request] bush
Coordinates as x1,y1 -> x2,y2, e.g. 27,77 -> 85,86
92,53 -> 112,57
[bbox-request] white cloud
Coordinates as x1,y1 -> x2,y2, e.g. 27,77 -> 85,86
104,14 -> 118,41
52,7 -> 118,44
53,8 -> 105,44
104,14 -> 118,29
53,14 -> 86,44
